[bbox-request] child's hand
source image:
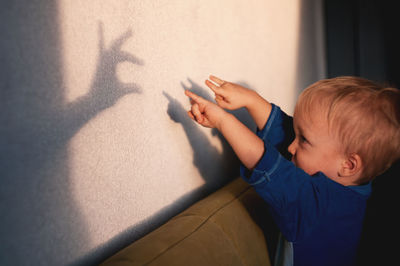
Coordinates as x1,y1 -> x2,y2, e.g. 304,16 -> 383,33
205,75 -> 255,110
185,90 -> 228,129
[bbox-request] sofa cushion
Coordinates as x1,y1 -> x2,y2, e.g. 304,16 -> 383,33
101,178 -> 272,266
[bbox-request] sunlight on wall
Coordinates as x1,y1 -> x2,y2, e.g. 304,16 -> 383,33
59,0 -> 305,259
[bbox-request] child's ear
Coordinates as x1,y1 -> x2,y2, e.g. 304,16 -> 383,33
339,153 -> 363,177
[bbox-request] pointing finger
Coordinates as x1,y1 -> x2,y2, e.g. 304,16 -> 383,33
185,90 -> 206,104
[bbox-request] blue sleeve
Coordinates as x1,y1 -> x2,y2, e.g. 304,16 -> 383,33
240,141 -> 328,242
257,104 -> 295,160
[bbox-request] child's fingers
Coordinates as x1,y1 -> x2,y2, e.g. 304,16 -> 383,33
209,75 -> 225,86
215,95 -> 230,109
205,80 -> 224,95
191,103 -> 203,123
215,95 -> 225,105
187,110 -> 195,120
215,95 -> 224,101
185,90 -> 206,104
188,110 -> 210,127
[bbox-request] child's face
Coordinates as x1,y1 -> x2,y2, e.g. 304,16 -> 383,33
288,110 -> 345,180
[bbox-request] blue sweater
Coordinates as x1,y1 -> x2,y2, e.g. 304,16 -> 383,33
240,104 -> 371,266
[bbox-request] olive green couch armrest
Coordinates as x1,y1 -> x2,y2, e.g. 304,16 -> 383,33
101,178 -> 272,266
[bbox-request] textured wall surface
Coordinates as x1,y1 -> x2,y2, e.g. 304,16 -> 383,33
0,0 -> 325,265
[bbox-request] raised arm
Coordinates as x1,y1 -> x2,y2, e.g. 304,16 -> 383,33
185,90 -> 264,170
205,75 -> 272,130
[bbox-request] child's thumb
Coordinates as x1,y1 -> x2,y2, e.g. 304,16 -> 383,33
215,97 -> 229,109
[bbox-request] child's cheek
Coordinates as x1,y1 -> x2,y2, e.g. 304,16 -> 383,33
297,152 -> 314,175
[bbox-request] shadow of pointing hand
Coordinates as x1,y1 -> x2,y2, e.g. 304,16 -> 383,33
164,78 -> 216,124
163,91 -> 189,124
89,22 -> 144,109
163,81 -> 239,192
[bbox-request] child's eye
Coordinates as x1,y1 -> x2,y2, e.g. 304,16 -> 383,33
299,135 -> 308,143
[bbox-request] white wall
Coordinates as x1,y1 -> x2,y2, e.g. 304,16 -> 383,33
0,0 -> 325,265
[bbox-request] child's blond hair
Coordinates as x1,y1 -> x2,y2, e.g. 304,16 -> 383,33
295,76 -> 400,183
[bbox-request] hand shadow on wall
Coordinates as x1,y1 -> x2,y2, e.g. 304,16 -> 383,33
164,78 -> 256,189
0,20 -> 143,266
64,23 -> 143,134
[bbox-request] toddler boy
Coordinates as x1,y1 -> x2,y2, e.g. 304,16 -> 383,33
185,75 -> 400,266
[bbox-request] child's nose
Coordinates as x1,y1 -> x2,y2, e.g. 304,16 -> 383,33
287,139 -> 297,156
